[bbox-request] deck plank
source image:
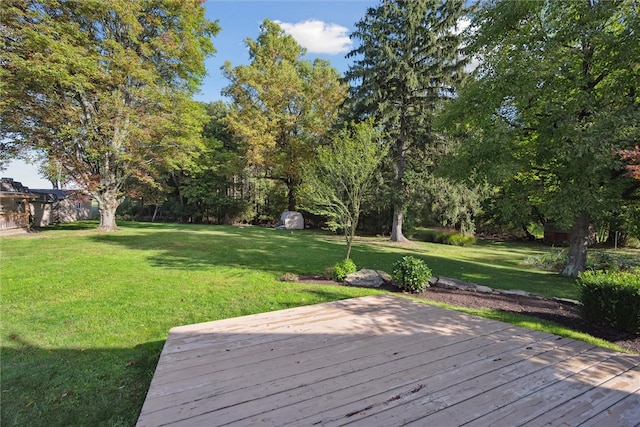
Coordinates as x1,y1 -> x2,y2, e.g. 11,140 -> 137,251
522,365 -> 640,426
136,294 -> 640,427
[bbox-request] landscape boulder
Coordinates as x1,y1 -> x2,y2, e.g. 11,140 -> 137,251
275,211 -> 304,230
344,269 -> 392,288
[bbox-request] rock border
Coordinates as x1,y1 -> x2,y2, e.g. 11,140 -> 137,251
429,276 -> 581,306
341,269 -> 581,307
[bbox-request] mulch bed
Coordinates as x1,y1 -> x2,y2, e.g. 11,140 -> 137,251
296,275 -> 640,354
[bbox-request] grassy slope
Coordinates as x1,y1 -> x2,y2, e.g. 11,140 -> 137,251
1,221 -> 577,426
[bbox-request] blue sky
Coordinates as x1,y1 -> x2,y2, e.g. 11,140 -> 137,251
5,0 -> 378,187
197,0 -> 377,102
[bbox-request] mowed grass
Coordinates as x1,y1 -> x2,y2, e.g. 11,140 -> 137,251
1,221 -> 577,426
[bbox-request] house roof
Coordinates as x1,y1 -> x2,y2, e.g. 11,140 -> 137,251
30,189 -> 69,203
1,178 -> 88,202
0,178 -> 35,198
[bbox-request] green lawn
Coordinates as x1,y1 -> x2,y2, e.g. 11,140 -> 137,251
1,221 -> 583,426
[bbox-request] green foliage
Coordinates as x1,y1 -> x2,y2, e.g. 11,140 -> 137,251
627,237 -> 640,249
448,0 -> 640,275
1,1 -> 219,230
416,229 -> 476,247
223,19 -> 346,211
346,0 -> 472,241
577,271 -> 640,335
588,252 -> 640,273
176,102 -> 251,224
522,250 -> 568,272
333,259 -> 357,282
301,119 -> 387,259
445,233 -> 477,247
392,256 -> 433,293
524,250 -> 640,273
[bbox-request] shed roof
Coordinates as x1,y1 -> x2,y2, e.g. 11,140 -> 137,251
0,178 -> 35,197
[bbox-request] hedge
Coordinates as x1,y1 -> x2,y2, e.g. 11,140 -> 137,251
577,270 -> 640,335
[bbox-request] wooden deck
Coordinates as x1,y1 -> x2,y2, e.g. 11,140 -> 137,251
137,294 -> 640,427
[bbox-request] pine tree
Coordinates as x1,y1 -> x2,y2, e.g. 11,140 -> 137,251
345,0 -> 470,241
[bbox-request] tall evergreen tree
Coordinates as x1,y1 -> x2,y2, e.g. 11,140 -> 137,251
345,0 -> 469,242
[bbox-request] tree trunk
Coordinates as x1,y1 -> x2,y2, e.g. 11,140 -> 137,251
344,214 -> 357,260
286,177 -> 297,211
561,211 -> 591,277
391,108 -> 409,243
344,237 -> 353,260
391,205 -> 409,242
95,191 -> 120,231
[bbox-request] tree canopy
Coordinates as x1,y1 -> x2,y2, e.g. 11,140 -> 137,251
346,0 -> 470,242
1,0 -> 219,230
448,0 -> 640,276
301,119 -> 387,260
223,19 -> 347,212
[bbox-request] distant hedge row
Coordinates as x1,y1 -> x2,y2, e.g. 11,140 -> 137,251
417,230 -> 476,247
577,271 -> 640,335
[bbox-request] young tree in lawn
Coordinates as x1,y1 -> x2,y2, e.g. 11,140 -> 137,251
448,0 -> 640,276
301,120 -> 387,260
0,0 -> 218,230
345,0 -> 470,242
223,20 -> 347,213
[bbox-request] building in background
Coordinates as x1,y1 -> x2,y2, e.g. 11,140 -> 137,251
0,178 -> 36,233
0,178 -> 93,233
30,189 -> 93,227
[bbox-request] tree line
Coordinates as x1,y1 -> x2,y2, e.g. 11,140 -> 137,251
2,0 -> 638,277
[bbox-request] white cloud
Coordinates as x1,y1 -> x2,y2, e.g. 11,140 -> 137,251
454,16 -> 472,35
275,19 -> 352,55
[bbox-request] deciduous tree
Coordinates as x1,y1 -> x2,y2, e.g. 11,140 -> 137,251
301,119 -> 387,260
1,0 -> 218,230
448,0 -> 640,276
223,20 -> 346,213
180,101 -> 249,224
620,146 -> 640,180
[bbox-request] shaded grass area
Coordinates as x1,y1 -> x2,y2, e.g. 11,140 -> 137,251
2,221 -> 577,426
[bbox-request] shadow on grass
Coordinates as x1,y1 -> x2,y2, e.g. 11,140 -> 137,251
88,223 -> 576,299
2,284 -> 376,427
1,334 -> 164,427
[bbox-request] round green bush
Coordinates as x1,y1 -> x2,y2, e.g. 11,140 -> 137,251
392,256 -> 432,293
333,258 -> 357,282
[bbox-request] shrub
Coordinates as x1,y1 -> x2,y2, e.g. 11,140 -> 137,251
333,258 -> 357,282
588,252 -> 640,272
418,229 -> 475,246
524,250 -> 640,273
443,233 -> 476,247
626,237 -> 640,249
392,256 -> 432,293
577,270 -> 640,335
522,250 -> 567,272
